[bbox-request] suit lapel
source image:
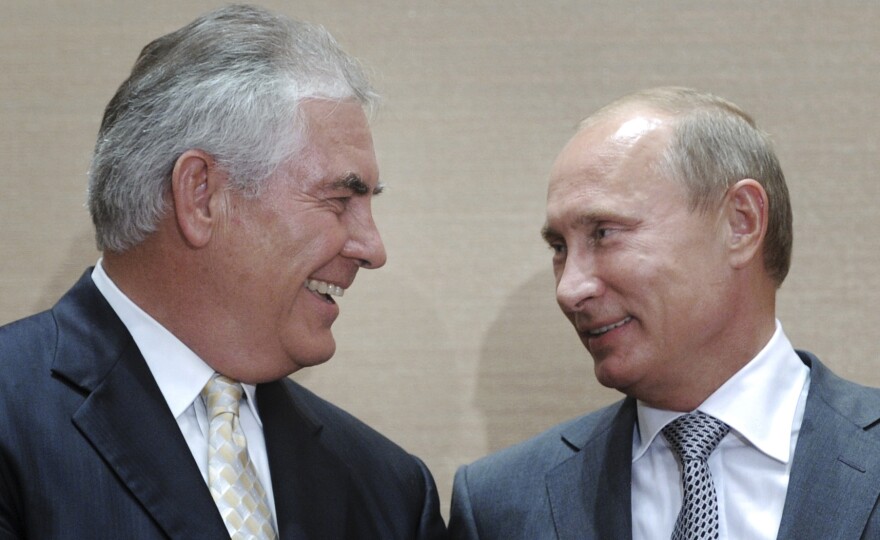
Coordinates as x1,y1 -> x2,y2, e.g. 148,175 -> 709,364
257,380 -> 354,540
777,353 -> 880,539
546,400 -> 635,540
537,351 -> 880,540
51,271 -> 227,538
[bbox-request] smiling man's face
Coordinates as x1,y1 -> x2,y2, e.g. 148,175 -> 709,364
209,99 -> 386,382
543,109 -> 737,405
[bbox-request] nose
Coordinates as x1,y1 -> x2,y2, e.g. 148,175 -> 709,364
343,208 -> 387,269
555,253 -> 603,312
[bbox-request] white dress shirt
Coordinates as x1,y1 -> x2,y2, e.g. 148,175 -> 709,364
631,321 -> 810,540
91,261 -> 278,527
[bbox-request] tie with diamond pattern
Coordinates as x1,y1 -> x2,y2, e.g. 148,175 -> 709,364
202,374 -> 277,540
661,411 -> 730,540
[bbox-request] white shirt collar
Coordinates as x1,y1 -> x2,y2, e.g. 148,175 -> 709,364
634,320 -> 808,464
91,260 -> 263,426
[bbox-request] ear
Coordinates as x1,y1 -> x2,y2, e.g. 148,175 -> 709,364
170,149 -> 228,248
725,179 -> 768,269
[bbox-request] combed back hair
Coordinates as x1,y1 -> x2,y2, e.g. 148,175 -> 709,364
581,86 -> 793,286
88,4 -> 378,252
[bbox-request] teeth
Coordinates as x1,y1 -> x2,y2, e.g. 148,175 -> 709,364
306,279 -> 345,297
589,316 -> 631,336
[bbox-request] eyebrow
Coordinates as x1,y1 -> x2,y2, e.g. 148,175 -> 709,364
540,224 -> 559,244
333,173 -> 384,196
541,209 -> 618,243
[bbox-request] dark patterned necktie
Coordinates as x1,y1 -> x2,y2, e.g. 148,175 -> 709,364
661,411 -> 730,540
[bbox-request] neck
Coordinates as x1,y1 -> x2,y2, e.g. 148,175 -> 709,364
641,274 -> 778,412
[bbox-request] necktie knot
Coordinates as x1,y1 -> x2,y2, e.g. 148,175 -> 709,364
662,410 -> 729,462
202,374 -> 243,419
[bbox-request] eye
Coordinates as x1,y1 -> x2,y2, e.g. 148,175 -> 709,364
328,196 -> 351,212
548,242 -> 567,265
594,225 -> 618,240
540,227 -> 567,260
549,242 -> 566,255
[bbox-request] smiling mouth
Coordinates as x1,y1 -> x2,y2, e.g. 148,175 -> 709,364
305,279 -> 345,303
587,316 -> 632,337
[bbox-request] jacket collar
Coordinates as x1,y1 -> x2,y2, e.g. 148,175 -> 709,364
776,351 -> 880,538
257,380 -> 356,539
51,270 -> 228,538
547,398 -> 635,540
542,351 -> 880,540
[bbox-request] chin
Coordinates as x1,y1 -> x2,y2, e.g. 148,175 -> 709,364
294,354 -> 335,370
592,357 -> 637,393
288,340 -> 337,369
232,338 -> 337,383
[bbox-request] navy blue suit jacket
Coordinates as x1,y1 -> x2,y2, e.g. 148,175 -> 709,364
450,351 -> 880,539
0,270 -> 447,539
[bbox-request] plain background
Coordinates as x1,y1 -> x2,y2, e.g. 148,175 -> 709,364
2,0 -> 879,518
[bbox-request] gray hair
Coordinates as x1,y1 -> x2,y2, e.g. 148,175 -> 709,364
88,4 -> 378,252
582,86 -> 792,286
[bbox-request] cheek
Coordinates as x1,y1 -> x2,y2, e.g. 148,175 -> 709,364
284,226 -> 347,270
606,250 -> 653,290
315,218 -> 354,254
552,264 -> 564,288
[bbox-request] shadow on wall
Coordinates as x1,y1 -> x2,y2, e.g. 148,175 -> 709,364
291,266 -> 469,460
475,268 -> 620,453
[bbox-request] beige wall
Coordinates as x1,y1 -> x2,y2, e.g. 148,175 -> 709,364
2,0 -> 879,518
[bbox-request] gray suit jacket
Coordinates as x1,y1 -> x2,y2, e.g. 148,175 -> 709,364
0,270 -> 447,539
450,351 -> 880,539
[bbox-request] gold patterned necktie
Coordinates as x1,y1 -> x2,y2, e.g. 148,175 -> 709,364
202,374 -> 277,540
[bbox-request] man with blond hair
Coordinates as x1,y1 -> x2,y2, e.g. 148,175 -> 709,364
450,87 -> 880,539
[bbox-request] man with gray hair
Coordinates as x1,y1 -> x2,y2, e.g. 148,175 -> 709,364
0,5 -> 445,539
449,87 -> 880,539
